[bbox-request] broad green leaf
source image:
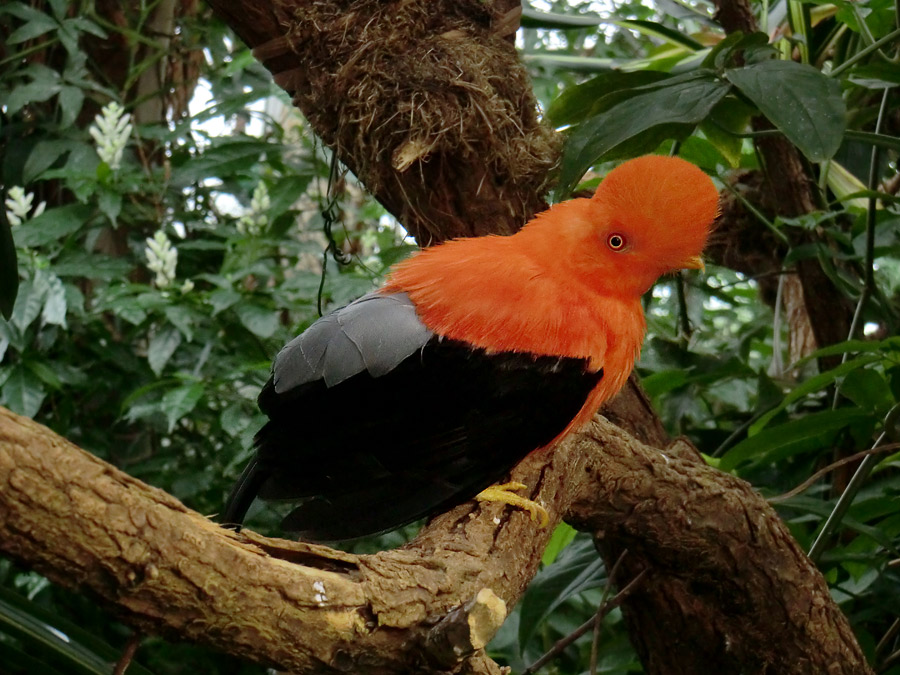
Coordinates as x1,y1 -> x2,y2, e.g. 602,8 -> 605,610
160,382 -> 204,432
23,140 -> 72,183
0,205 -> 17,321
725,60 -> 846,162
208,288 -> 241,315
2,363 -> 46,418
699,96 -> 755,167
750,353 -> 882,434
97,187 -> 121,225
10,273 -> 49,332
12,204 -> 91,248
844,130 -> 900,153
557,70 -> 729,195
547,70 -> 669,127
840,369 -> 893,413
52,252 -> 132,280
720,407 -> 873,472
57,85 -> 84,128
6,12 -> 58,44
237,303 -> 279,338
164,305 -> 198,342
702,31 -> 773,70
173,138 -> 281,184
220,402 -> 251,438
148,325 -> 182,376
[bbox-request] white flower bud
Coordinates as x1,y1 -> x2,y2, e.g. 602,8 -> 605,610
88,101 -> 133,170
4,185 -> 46,227
145,230 -> 178,288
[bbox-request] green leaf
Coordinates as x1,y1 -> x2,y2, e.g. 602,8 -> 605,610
164,305 -> 197,342
840,369 -> 893,413
518,534 -> 606,650
12,204 -> 91,247
97,187 -> 122,225
10,273 -> 49,332
699,96 -> 755,167
541,522 -> 578,566
848,62 -> 900,89
2,363 -> 46,418
725,60 -> 846,162
0,202 -> 18,321
208,288 -> 241,315
547,70 -> 669,127
750,353 -> 882,434
6,11 -> 58,44
147,325 -> 182,376
57,85 -> 84,128
0,586 -> 153,675
702,31 -> 773,70
520,6 -> 603,29
236,303 -> 278,338
720,407 -> 873,472
557,70 -> 729,195
844,130 -> 900,153
521,52 -> 618,73
160,382 -> 204,432
173,138 -> 280,185
23,140 -> 71,183
608,19 -> 704,50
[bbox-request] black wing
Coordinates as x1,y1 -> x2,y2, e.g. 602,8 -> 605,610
223,292 -> 602,541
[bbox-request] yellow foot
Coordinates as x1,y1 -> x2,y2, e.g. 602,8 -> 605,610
475,481 -> 550,528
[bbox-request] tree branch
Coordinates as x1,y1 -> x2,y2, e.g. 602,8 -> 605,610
0,404 -> 870,673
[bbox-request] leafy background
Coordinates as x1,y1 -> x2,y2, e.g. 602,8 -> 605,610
1,0 -> 899,673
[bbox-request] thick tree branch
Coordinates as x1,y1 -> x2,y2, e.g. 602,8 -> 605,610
0,405 -> 870,673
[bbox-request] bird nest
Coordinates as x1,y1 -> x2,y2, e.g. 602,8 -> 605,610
268,0 -> 558,240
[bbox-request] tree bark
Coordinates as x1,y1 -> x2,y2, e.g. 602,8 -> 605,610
206,0 -> 557,246
0,404 -> 870,674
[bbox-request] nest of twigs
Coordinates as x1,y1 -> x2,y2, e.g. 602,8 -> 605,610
269,0 -> 559,242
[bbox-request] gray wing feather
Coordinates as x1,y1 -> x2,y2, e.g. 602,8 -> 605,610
273,292 -> 434,392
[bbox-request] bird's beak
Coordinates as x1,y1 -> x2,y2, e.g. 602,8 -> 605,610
680,255 -> 705,271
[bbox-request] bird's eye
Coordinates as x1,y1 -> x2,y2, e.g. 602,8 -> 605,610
607,233 -> 627,251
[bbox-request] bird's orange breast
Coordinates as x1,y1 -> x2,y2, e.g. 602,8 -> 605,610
383,235 -> 647,440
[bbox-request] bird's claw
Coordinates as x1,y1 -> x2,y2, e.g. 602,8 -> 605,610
475,481 -> 550,528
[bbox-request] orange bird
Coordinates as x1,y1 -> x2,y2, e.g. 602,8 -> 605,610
223,155 -> 719,540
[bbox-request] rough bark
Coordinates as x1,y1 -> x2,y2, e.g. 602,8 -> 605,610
0,405 -> 870,674
206,0 -> 558,245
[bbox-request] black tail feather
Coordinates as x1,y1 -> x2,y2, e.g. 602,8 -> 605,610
221,458 -> 266,530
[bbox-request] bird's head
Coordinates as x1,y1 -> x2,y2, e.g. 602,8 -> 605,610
526,155 -> 719,297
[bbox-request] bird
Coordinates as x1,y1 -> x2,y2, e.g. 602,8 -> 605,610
222,155 -> 719,541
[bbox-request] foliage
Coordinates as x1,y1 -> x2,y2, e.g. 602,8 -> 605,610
0,0 -> 899,673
